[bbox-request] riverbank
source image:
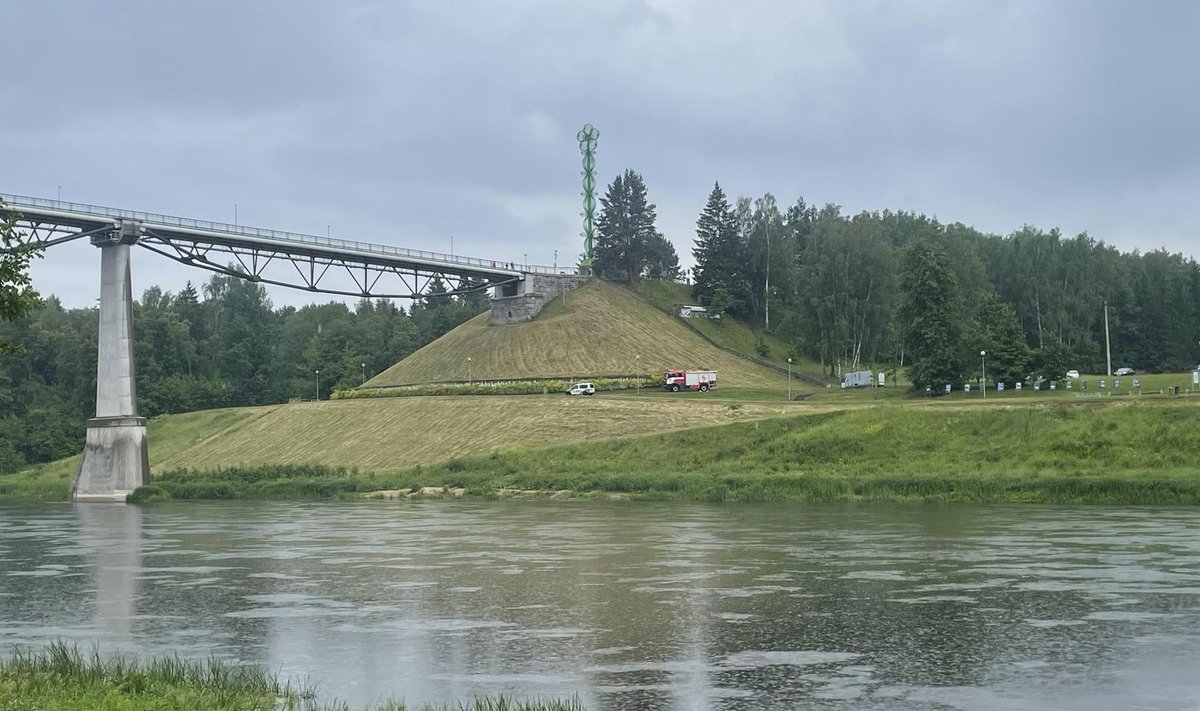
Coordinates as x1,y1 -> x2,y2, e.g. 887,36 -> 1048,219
114,399 -> 1200,505
6,399 -> 1200,505
0,643 -> 583,710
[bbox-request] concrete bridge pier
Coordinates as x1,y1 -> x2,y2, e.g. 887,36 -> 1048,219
71,220 -> 149,503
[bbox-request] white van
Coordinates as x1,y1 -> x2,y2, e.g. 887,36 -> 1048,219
566,382 -> 595,396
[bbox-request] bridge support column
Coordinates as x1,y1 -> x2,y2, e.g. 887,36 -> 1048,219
72,221 -> 149,503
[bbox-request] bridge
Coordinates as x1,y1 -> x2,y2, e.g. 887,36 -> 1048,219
2,193 -> 588,502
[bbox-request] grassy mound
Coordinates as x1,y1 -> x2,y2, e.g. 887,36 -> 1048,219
368,280 -> 787,387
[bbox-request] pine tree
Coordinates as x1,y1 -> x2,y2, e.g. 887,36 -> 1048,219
898,239 -> 963,392
692,182 -> 733,307
643,232 -> 681,280
594,169 -> 671,280
973,292 -> 1030,384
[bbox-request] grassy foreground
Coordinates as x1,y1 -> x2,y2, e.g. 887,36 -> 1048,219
134,399 -> 1200,505
0,643 -> 583,711
0,396 -> 794,500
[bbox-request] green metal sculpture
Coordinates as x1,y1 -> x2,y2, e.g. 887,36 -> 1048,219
577,123 -> 599,267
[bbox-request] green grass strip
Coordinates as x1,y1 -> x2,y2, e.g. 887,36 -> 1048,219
0,642 -> 584,710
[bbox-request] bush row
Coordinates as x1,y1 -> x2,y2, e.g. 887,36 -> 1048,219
331,376 -> 659,400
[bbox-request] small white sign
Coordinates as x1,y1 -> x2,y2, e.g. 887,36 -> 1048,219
945,383 -> 952,394
1050,381 -> 1057,390
1016,382 -> 1022,391
965,383 -> 971,393
997,382 -> 1005,392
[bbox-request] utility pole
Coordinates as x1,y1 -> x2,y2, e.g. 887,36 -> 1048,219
765,222 -> 770,331
1104,299 -> 1112,376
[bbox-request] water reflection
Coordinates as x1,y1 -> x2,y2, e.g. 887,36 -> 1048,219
78,504 -> 141,648
1,502 -> 1200,710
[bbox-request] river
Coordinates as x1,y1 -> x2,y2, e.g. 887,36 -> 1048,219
2,501 -> 1199,710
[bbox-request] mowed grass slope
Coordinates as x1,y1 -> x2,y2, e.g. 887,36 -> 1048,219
153,396 -> 795,472
631,280 -> 825,374
368,280 -> 788,387
0,407 -> 272,499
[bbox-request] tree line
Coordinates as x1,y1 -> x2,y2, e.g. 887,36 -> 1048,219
592,172 -> 1200,389
687,181 -> 1200,389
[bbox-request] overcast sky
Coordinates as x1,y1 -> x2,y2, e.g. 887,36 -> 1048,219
4,0 -> 1199,308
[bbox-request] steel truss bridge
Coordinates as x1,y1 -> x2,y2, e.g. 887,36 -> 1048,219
1,191 -> 568,502
1,193 -> 554,298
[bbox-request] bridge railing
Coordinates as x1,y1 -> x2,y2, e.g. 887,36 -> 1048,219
0,193 -> 559,275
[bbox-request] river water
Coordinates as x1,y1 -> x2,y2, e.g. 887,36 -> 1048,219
2,501 -> 1200,710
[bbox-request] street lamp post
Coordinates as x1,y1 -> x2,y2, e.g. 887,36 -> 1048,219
361,362 -> 366,386
980,351 -> 986,399
636,355 -> 641,395
787,357 -> 793,401
315,369 -> 320,401
467,357 -> 472,385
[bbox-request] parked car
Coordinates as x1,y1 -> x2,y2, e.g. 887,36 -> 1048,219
1065,369 -> 1080,379
1115,367 -> 1135,376
566,382 -> 595,396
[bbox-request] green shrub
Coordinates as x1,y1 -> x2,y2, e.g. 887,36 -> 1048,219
127,485 -> 171,504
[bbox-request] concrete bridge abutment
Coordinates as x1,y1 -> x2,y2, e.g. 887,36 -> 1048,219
489,272 -> 591,325
71,220 -> 149,503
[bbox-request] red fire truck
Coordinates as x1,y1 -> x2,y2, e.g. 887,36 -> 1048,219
663,369 -> 718,392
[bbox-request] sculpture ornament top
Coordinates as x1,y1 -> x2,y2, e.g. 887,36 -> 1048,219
577,123 -> 599,267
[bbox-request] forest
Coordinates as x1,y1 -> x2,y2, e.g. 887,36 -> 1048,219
590,173 -> 1200,388
686,183 -> 1200,386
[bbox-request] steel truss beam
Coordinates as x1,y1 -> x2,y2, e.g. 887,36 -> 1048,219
4,207 -> 524,300
138,229 -> 514,299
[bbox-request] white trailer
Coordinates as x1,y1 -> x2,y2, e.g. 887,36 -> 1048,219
841,370 -> 874,389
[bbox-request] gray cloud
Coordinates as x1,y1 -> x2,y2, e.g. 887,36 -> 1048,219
3,0 -> 1198,307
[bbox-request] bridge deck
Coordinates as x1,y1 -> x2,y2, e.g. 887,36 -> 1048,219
1,193 -> 551,282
